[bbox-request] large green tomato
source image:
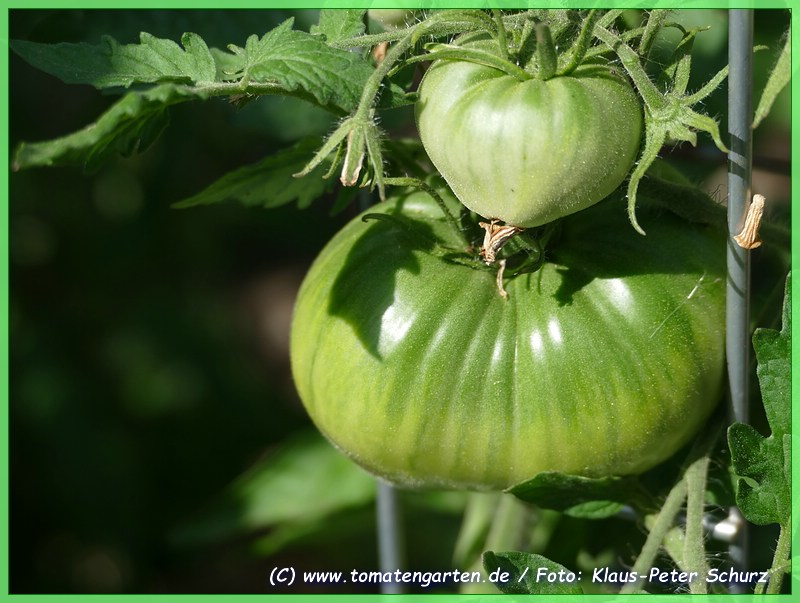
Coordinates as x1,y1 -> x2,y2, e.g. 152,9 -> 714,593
416,60 -> 643,227
290,188 -> 725,490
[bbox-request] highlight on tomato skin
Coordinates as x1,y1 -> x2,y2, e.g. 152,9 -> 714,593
289,188 -> 726,491
415,56 -> 643,229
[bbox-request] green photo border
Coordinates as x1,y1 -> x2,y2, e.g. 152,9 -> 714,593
1,1 -> 796,601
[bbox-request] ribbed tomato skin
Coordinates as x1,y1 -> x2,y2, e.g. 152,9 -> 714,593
416,61 -> 643,227
290,191 -> 725,490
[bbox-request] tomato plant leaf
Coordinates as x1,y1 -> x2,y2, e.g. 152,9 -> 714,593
225,18 -> 382,114
728,273 -> 791,526
12,19 -> 411,174
507,471 -> 645,518
310,9 -> 367,42
754,28 -> 791,129
752,273 -> 792,439
11,31 -> 217,88
12,84 -> 203,171
728,424 -> 790,526
170,432 -> 376,546
482,551 -> 583,594
172,138 -> 331,210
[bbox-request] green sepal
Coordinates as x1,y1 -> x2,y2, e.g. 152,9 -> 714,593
413,42 -> 531,81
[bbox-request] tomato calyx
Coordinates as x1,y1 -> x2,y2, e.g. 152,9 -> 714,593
478,220 -> 555,278
478,220 -> 553,300
478,220 -> 525,264
415,11 -> 599,83
410,42 -> 531,81
362,191 -> 560,302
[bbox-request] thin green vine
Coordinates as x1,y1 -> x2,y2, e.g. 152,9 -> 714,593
757,521 -> 792,594
594,23 -> 729,234
638,9 -> 670,58
534,23 -> 558,80
461,495 -> 531,594
683,453 -> 711,593
406,44 -> 531,81
383,176 -> 465,242
492,9 -> 510,60
557,9 -> 600,76
621,478 -> 688,594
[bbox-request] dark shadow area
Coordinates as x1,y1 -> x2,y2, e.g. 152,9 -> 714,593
548,185 -> 728,306
328,199 -> 439,360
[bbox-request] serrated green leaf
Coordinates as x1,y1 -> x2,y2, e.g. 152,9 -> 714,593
11,31 -> 217,89
178,32 -> 217,83
754,28 -> 791,129
172,138 -> 331,210
728,273 -> 791,526
13,84 -> 203,171
311,9 -> 367,42
728,423 -> 790,525
227,18 -> 374,114
507,471 -> 644,518
752,272 -> 792,438
482,551 -> 583,595
209,46 -> 244,81
12,21 -> 410,174
170,431 -> 376,546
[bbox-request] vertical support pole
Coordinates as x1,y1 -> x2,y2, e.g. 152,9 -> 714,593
377,480 -> 405,593
726,9 -> 753,585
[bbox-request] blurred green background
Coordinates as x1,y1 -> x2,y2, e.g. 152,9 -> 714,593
8,9 -> 791,594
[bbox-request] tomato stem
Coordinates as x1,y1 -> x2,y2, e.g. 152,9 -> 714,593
557,9 -> 601,77
594,23 -> 730,234
760,520 -> 791,594
383,176 -> 465,242
638,10 -> 670,58
623,416 -> 724,594
534,24 -> 558,80
594,25 -> 665,111
683,451 -> 712,593
412,44 -> 532,81
620,478 -> 688,593
458,494 -> 531,594
492,10 -> 510,61
485,494 -> 530,553
514,14 -> 537,70
453,493 -> 502,569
